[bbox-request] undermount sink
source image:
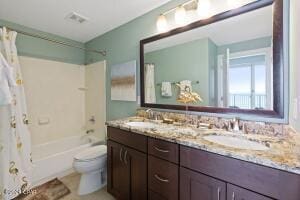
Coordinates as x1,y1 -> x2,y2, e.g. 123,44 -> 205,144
203,135 -> 269,151
125,121 -> 158,129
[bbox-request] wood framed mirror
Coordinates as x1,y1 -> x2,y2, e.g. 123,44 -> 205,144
140,0 -> 287,120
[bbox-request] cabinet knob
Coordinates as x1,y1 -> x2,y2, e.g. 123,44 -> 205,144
154,146 -> 170,153
154,174 -> 169,183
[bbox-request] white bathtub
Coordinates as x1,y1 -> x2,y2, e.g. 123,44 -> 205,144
32,135 -> 101,186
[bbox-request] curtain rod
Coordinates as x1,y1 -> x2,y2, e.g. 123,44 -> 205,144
0,26 -> 106,56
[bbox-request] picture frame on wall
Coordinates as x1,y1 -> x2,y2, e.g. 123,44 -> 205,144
111,60 -> 137,101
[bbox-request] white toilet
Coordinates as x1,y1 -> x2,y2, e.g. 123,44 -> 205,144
73,145 -> 107,195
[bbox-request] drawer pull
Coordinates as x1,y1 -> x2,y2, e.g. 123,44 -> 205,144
124,150 -> 128,165
217,187 -> 221,200
232,192 -> 235,200
154,146 -> 170,153
154,174 -> 169,183
119,148 -> 123,162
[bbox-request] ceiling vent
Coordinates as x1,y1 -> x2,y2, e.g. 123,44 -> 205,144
65,12 -> 89,24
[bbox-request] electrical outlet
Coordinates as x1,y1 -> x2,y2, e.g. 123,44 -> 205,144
293,98 -> 298,120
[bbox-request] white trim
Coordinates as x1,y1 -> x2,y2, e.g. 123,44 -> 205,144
217,55 -> 224,107
229,47 -> 272,59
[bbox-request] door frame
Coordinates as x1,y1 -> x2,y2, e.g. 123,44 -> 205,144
228,47 -> 273,110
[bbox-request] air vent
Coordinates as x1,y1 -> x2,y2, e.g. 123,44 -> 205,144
65,12 -> 89,24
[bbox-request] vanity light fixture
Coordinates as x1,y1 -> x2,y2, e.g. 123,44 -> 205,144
175,5 -> 187,25
156,14 -> 168,33
156,0 -> 197,32
197,0 -> 212,19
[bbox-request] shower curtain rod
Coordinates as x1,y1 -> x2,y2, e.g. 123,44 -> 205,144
0,25 -> 107,56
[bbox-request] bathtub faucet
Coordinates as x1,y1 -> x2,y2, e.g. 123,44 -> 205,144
86,129 -> 95,134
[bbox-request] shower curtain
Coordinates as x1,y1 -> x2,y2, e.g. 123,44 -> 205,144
144,63 -> 156,103
0,27 -> 32,200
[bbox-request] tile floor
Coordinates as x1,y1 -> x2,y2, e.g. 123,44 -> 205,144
59,173 -> 115,200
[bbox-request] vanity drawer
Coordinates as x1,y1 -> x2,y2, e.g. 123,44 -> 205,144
148,138 -> 179,163
148,190 -> 168,200
180,145 -> 300,200
107,127 -> 147,153
148,155 -> 179,200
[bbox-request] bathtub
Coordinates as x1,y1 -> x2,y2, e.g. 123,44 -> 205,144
32,135 -> 102,186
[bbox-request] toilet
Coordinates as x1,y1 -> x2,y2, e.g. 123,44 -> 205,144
73,145 -> 107,195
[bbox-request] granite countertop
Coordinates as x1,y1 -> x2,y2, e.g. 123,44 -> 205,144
106,117 -> 300,175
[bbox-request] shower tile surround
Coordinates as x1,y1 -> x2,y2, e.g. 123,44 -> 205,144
106,109 -> 300,175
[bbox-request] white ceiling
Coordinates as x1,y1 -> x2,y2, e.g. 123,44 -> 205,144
145,5 -> 272,53
0,0 -> 171,42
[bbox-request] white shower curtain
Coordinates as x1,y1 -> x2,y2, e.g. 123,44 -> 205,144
0,27 -> 32,200
144,63 -> 156,103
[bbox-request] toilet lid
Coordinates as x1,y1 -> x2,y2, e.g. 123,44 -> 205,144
74,145 -> 107,160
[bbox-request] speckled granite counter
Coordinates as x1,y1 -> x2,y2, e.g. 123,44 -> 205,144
106,117 -> 300,175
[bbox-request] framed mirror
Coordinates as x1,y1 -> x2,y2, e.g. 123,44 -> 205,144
140,0 -> 287,119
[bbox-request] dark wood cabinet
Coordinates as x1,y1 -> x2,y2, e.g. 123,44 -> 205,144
227,184 -> 273,200
107,141 -> 130,200
107,140 -> 147,200
180,167 -> 226,200
148,138 -> 179,164
148,155 -> 178,200
180,145 -> 300,200
148,190 -> 168,200
107,126 -> 300,200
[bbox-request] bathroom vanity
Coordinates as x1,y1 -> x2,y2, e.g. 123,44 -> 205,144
106,120 -> 300,200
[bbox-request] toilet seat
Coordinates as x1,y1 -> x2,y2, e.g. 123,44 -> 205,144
74,145 -> 107,161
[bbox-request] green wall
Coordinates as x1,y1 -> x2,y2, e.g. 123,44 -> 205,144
144,38 -> 212,106
85,0 -> 188,120
0,19 -> 85,65
289,0 -> 300,131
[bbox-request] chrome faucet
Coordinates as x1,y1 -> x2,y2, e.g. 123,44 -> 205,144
231,117 -> 243,133
145,109 -> 154,119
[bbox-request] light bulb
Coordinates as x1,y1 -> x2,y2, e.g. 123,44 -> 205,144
175,6 -> 186,25
156,15 -> 168,33
197,0 -> 212,19
227,0 -> 243,9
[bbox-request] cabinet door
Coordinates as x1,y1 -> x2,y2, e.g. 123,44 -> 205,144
148,155 -> 178,200
227,184 -> 274,200
180,167 -> 226,200
125,146 -> 148,200
107,140 -> 130,200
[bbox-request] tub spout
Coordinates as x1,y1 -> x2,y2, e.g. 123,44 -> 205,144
86,129 -> 94,134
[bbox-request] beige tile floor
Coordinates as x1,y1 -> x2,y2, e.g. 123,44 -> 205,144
60,173 -> 115,200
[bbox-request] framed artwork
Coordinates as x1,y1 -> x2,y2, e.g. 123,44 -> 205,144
111,60 -> 136,101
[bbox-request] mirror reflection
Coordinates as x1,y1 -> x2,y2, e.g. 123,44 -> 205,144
144,5 -> 273,110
